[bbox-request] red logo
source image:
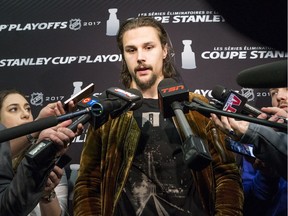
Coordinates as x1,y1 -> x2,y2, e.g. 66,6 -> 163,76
223,93 -> 242,113
82,97 -> 91,104
161,85 -> 185,94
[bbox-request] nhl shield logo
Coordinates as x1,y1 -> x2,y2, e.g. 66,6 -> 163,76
69,19 -> 81,31
30,92 -> 43,106
241,88 -> 255,102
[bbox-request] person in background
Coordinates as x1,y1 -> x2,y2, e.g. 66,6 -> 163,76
211,87 -> 288,215
73,16 -> 243,216
0,89 -> 81,216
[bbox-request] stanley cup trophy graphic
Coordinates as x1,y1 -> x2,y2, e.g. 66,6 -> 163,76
106,8 -> 120,36
181,40 -> 196,69
71,81 -> 83,97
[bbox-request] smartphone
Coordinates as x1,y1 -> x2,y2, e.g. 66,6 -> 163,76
55,154 -> 72,168
225,138 -> 255,158
63,83 -> 95,111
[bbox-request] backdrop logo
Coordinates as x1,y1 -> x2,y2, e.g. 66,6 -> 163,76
30,92 -> 43,106
72,81 -> 83,96
69,19 -> 82,31
241,88 -> 255,102
181,39 -> 196,69
106,8 -> 120,36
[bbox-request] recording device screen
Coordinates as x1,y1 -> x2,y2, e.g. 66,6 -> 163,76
225,138 -> 255,158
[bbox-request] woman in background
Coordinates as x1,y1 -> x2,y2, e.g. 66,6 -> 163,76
0,89 -> 69,216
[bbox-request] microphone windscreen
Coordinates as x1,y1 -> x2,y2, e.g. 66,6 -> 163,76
211,85 -> 227,101
236,60 -> 287,88
126,88 -> 143,110
157,78 -> 189,118
0,116 -> 58,143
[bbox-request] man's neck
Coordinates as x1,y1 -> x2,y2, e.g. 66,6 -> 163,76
130,77 -> 165,99
141,86 -> 159,99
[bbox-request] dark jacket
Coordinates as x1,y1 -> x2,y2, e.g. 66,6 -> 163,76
241,123 -> 287,179
0,123 -> 54,216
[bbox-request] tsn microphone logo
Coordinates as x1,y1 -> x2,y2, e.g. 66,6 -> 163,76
161,85 -> 185,94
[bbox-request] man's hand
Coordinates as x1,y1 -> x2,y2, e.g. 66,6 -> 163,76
260,106 -> 287,123
210,113 -> 249,138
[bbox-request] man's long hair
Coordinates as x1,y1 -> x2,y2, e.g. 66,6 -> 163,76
116,17 -> 179,88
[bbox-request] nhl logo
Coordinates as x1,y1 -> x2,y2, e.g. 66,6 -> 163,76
30,92 -> 43,106
69,19 -> 81,31
241,88 -> 255,102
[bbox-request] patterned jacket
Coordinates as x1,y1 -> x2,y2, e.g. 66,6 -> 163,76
73,93 -> 244,216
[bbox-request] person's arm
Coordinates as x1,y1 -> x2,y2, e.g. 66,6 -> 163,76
0,121 -> 76,216
242,158 -> 280,215
39,167 -> 68,216
39,195 -> 62,216
241,123 -> 287,179
10,101 -> 66,158
73,125 -> 102,216
210,113 -> 287,179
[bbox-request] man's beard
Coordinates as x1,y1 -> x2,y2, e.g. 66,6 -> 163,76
133,73 -> 157,91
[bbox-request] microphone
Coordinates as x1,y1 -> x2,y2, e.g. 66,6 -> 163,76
25,88 -> 143,163
212,85 -> 267,117
184,101 -> 287,131
77,87 -> 143,128
26,113 -> 93,163
158,78 -> 212,171
212,85 -> 288,123
191,97 -> 219,118
237,60 -> 287,88
0,107 -> 93,144
105,87 -> 143,118
211,85 -> 252,114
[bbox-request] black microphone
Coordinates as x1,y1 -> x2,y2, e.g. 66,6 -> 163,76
0,108 -> 93,144
212,85 -> 270,117
26,94 -> 106,162
237,60 -> 287,88
105,87 -> 143,118
212,85 -> 252,115
25,88 -> 143,163
184,101 -> 287,131
77,87 -> 143,128
212,85 -> 288,123
191,97 -> 219,118
25,113 -> 93,163
158,78 -> 212,171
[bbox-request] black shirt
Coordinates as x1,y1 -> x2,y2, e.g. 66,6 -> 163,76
116,99 -> 206,216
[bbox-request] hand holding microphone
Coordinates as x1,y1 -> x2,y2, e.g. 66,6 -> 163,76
211,85 -> 287,123
25,87 -> 143,163
209,85 -> 288,137
210,113 -> 249,139
25,120 -> 79,166
260,106 -> 288,124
